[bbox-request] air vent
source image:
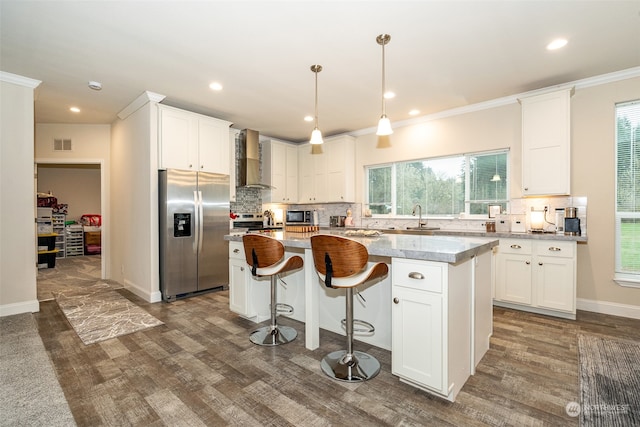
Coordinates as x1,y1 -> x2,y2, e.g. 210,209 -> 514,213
53,138 -> 72,151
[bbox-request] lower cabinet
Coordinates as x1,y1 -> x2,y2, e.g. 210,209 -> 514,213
228,241 -> 304,323
494,238 -> 576,319
391,258 -> 472,402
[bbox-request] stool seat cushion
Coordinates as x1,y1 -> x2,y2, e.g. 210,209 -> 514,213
316,262 -> 388,288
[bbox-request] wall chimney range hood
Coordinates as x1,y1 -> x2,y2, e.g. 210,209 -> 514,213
238,129 -> 273,189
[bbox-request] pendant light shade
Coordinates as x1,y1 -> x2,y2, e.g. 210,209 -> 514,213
376,34 -> 393,137
310,64 -> 324,146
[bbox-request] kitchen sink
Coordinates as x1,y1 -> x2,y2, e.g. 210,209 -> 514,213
382,227 -> 440,236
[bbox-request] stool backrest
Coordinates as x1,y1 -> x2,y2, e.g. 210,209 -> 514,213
242,234 -> 285,270
310,234 -> 368,278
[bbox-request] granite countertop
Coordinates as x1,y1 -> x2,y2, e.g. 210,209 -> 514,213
225,230 -> 499,264
428,229 -> 588,242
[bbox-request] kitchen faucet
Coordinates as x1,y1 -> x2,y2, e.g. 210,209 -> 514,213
412,204 -> 427,228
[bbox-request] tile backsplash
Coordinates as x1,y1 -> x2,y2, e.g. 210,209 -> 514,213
267,195 -> 587,235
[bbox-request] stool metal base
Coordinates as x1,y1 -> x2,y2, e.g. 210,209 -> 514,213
249,325 -> 297,346
320,350 -> 381,382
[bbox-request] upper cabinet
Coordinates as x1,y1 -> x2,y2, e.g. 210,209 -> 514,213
158,104 -> 232,174
519,88 -> 573,196
298,136 -> 355,203
263,139 -> 298,203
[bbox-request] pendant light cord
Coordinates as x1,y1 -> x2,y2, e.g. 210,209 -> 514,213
381,41 -> 386,116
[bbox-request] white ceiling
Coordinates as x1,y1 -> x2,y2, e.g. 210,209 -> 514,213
2,1 -> 639,142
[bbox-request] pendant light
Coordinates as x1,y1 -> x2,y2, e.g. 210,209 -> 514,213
376,34 -> 393,136
310,64 -> 324,146
491,155 -> 501,181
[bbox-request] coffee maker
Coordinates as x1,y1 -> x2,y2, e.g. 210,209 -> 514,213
564,207 -> 581,236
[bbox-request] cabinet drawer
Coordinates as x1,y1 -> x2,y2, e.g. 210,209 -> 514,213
498,239 -> 532,255
229,241 -> 245,260
392,259 -> 443,293
534,241 -> 575,258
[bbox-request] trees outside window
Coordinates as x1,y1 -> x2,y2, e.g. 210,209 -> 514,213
366,150 -> 508,217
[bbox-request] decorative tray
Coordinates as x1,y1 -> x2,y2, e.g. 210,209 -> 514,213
344,229 -> 383,237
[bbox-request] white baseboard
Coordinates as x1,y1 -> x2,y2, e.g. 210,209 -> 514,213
123,279 -> 162,303
577,298 -> 640,320
0,299 -> 40,317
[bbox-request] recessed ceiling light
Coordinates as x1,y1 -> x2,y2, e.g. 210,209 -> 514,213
384,91 -> 396,99
209,82 -> 223,91
70,107 -> 80,113
88,81 -> 102,90
547,38 -> 568,50
409,109 -> 420,116
304,115 -> 313,122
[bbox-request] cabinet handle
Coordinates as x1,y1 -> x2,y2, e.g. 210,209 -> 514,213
393,297 -> 399,304
524,187 -> 529,191
548,247 -> 562,252
233,248 -> 240,253
240,267 -> 244,271
189,164 -> 193,168
408,272 -> 424,280
525,261 -> 530,265
510,244 -> 522,249
538,262 -> 543,266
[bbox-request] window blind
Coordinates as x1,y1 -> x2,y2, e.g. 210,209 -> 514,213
615,100 -> 640,281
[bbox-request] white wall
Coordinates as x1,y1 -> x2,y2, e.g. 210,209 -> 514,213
35,123 -> 110,279
37,165 -> 101,221
354,76 -> 640,314
0,74 -> 40,316
110,101 -> 161,303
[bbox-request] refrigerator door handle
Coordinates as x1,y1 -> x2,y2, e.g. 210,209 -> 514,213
197,190 -> 204,253
193,190 -> 199,253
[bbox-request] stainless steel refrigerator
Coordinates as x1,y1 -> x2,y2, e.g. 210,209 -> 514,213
159,169 -> 229,301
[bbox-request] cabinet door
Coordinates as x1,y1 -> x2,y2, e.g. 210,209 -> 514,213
392,286 -> 444,393
199,117 -> 231,174
313,149 -> 327,203
495,253 -> 532,305
270,142 -> 287,202
285,145 -> 298,203
159,107 -> 198,171
535,256 -> 575,312
521,89 -> 571,196
229,258 -> 248,315
298,146 -> 315,202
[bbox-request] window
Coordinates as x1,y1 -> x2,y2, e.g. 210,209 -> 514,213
615,100 -> 640,286
366,150 -> 508,217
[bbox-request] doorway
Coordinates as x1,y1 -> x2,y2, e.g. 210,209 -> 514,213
35,160 -> 107,300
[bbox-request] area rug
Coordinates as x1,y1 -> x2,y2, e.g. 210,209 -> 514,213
55,284 -> 163,345
578,334 -> 640,426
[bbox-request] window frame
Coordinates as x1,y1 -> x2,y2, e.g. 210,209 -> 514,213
614,99 -> 640,287
365,149 -> 509,219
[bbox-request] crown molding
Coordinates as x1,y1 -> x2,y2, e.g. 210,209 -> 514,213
117,91 -> 166,120
0,71 -> 41,89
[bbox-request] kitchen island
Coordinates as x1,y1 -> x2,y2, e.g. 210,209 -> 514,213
225,230 -> 498,401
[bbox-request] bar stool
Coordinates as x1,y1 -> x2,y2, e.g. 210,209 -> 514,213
310,234 -> 389,382
242,234 -> 303,346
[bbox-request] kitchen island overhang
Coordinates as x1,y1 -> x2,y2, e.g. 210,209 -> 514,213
225,230 -> 498,402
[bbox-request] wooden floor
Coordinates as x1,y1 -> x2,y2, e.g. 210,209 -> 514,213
34,286 -> 640,427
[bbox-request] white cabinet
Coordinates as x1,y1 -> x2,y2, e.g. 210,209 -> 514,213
298,136 -> 355,203
263,140 -> 298,203
158,104 -> 232,174
519,88 -> 573,196
230,130 -> 238,202
228,241 -> 249,315
391,258 -> 472,402
494,238 -> 576,319
228,242 -> 304,323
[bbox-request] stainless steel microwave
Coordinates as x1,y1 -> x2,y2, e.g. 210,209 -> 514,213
286,210 -> 312,224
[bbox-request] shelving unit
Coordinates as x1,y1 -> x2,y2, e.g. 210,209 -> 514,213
65,224 -> 84,257
52,213 -> 66,258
